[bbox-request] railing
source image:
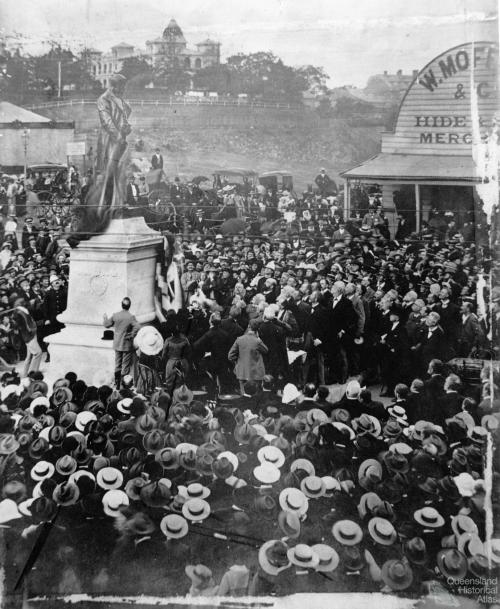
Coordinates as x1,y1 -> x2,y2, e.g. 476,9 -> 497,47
26,98 -> 303,111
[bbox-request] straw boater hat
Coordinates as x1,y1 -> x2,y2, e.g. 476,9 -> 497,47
257,445 -> 285,468
253,463 -> 280,485
290,458 -> 315,477
332,520 -> 363,546
322,476 -> 341,497
258,540 -> 291,576
312,544 -> 339,572
287,544 -> 319,569
160,514 -> 189,539
413,507 -> 445,529
0,499 -> 21,524
367,517 -> 397,546
451,514 -> 478,538
182,498 -> 211,522
300,475 -> 326,499
178,483 -> 211,501
217,451 -> 239,472
278,510 -> 301,539
102,489 -> 129,517
117,397 -> 133,415
75,411 -> 96,432
279,488 -> 308,515
134,326 -> 163,355
31,460 -> 55,481
96,467 -> 124,490
357,492 -> 382,520
457,532 -> 484,558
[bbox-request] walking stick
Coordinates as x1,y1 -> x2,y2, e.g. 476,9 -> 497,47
14,506 -> 61,591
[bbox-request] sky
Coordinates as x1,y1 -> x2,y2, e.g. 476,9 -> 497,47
0,0 -> 497,87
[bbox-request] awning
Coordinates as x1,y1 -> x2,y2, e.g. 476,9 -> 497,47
341,153 -> 480,183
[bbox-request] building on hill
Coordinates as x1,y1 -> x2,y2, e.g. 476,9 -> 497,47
146,18 -> 221,70
365,69 -> 418,101
90,43 -> 140,89
89,19 -> 221,89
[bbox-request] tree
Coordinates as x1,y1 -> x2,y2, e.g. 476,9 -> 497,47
225,52 -> 309,101
296,65 -> 330,96
30,44 -> 99,97
192,64 -> 232,94
153,59 -> 191,94
119,56 -> 152,81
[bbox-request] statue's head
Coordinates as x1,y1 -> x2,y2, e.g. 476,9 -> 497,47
109,73 -> 127,95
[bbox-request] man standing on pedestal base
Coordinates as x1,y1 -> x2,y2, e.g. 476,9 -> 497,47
103,297 -> 140,388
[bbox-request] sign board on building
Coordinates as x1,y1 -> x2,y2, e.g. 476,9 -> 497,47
382,41 -> 498,156
66,141 -> 86,156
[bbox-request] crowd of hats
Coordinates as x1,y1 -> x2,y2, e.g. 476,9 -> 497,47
0,367 -> 499,596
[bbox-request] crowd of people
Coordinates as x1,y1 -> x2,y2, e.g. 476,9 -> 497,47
0,339 -> 498,598
0,147 -> 499,597
0,167 -> 499,600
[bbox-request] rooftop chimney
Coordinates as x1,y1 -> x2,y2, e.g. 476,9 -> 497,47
412,69 -> 418,77
397,69 -> 402,76
383,70 -> 388,75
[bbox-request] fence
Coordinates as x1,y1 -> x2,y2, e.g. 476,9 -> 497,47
26,98 -> 303,112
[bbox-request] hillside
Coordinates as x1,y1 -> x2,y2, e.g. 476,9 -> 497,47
132,121 -> 381,191
30,102 -> 382,190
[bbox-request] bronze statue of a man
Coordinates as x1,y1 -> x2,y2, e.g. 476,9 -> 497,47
96,73 -> 132,207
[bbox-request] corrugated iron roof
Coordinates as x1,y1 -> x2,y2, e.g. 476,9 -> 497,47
0,101 -> 52,124
341,153 -> 479,182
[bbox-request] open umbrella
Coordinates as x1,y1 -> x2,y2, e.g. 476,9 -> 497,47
219,218 -> 246,235
192,176 -> 210,185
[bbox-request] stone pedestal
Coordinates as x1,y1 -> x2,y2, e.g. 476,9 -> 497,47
45,216 -> 163,383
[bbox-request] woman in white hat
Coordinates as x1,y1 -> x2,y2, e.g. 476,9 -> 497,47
134,326 -> 164,397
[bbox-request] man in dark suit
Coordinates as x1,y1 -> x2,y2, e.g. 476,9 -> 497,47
380,305 -> 410,395
193,312 -> 231,391
258,307 -> 289,384
415,312 -> 447,376
151,148 -> 163,170
326,281 -> 357,383
406,378 -> 427,424
437,374 -> 464,425
220,308 -> 245,344
126,176 -> 139,206
41,275 -> 68,362
103,297 -> 141,388
423,359 -> 446,421
303,291 -> 329,385
436,287 -> 460,355
457,301 -> 484,356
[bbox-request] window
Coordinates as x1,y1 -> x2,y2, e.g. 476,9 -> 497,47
103,64 -> 107,73
184,57 -> 191,69
195,58 -> 201,69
